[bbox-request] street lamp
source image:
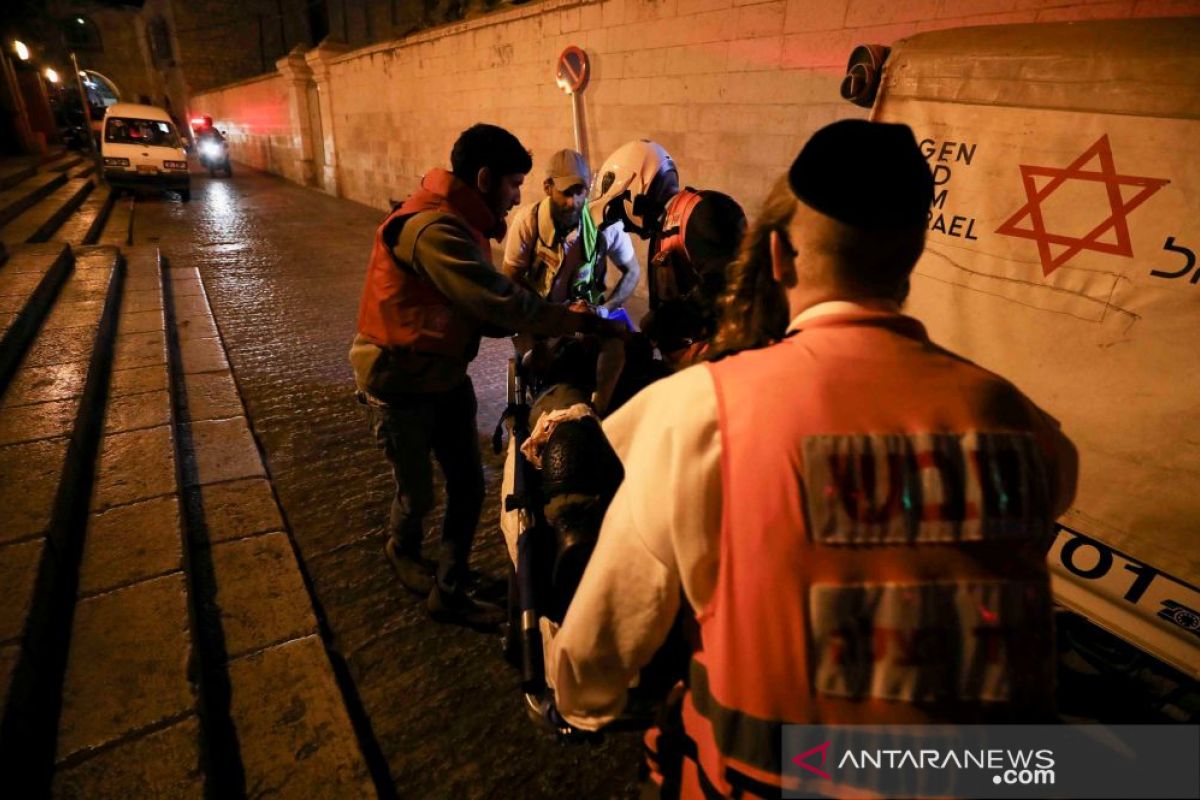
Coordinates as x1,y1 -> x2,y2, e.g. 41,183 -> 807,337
45,68 -> 59,84
14,41 -> 30,61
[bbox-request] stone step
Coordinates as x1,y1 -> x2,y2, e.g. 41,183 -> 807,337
53,576 -> 201,798
0,243 -> 74,397
67,159 -> 96,181
160,258 -> 374,796
53,186 -> 116,248
0,171 -> 69,230
0,161 -> 37,193
50,244 -> 203,794
0,178 -> 96,247
0,246 -> 124,788
44,154 -> 85,174
97,195 -> 134,248
6,249 -> 377,794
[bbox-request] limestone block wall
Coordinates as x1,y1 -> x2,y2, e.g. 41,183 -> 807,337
192,74 -> 303,184
324,0 -> 829,213
66,6 -> 162,107
169,0 -> 311,93
193,0 -> 1200,216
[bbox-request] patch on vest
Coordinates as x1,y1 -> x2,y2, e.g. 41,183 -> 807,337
809,580 -> 1037,703
801,432 -> 1050,544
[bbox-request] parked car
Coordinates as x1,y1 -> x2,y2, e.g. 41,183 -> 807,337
100,102 -> 190,201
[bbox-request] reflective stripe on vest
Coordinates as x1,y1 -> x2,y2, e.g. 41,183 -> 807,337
656,188 -> 703,263
649,188 -> 704,306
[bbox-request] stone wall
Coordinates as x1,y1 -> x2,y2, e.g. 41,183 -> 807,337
168,0 -> 312,93
60,5 -> 161,107
192,72 -> 305,184
42,0 -> 313,134
192,0 -> 1200,216
321,0 -> 511,49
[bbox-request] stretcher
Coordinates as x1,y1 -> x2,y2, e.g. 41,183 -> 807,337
494,337 -> 687,735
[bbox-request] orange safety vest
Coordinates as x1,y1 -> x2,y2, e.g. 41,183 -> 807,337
356,168 -> 497,358
649,188 -> 703,306
650,310 -> 1063,799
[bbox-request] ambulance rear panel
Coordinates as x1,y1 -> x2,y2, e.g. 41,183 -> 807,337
871,18 -> 1200,678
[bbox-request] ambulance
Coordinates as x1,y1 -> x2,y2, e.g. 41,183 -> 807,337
847,17 -> 1199,720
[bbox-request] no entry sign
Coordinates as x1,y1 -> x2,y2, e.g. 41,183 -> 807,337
556,46 -> 589,94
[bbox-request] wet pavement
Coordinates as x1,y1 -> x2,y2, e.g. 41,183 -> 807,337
131,166 -> 642,798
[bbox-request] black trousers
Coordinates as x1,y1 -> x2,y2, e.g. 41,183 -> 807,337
368,377 -> 485,593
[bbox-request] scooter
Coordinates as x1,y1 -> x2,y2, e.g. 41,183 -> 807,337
197,132 -> 233,177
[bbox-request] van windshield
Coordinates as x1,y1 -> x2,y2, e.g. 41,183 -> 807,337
104,117 -> 181,148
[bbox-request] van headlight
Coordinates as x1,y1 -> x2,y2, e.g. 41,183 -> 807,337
103,157 -> 130,167
163,160 -> 188,170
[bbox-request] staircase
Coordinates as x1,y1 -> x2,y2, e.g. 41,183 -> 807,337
0,152 -> 379,798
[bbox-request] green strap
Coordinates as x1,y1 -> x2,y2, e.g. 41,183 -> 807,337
570,202 -> 605,305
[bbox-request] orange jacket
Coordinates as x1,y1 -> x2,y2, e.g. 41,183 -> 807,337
356,168 -> 497,357
666,310 -> 1070,798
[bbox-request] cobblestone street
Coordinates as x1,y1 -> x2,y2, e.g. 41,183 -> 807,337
131,167 -> 642,798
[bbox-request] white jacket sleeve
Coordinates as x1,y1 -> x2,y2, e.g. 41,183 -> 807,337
549,365 -> 724,730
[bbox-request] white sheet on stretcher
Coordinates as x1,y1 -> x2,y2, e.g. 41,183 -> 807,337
499,436 -> 560,687
499,416 -> 635,693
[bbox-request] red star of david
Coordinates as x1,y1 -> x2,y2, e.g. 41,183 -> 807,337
995,135 -> 1169,276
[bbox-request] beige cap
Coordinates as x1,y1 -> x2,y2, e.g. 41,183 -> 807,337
545,148 -> 591,191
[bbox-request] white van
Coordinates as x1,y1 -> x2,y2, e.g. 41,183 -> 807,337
100,102 -> 190,201
851,18 -> 1199,719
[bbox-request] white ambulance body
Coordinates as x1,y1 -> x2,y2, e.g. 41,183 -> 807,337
864,18 -> 1199,704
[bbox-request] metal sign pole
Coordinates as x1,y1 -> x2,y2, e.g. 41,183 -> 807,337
570,91 -> 585,162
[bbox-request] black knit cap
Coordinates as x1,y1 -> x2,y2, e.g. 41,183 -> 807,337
788,119 -> 932,229
685,190 -> 746,269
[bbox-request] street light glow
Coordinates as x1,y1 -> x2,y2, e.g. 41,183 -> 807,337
45,68 -> 59,83
14,41 -> 30,61
76,17 -> 86,24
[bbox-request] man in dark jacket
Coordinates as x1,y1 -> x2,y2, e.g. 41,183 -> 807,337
351,124 -> 622,628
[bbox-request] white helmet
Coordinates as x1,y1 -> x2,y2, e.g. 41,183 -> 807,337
588,140 -> 679,238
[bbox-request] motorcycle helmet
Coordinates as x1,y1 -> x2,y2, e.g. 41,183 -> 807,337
588,140 -> 680,238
